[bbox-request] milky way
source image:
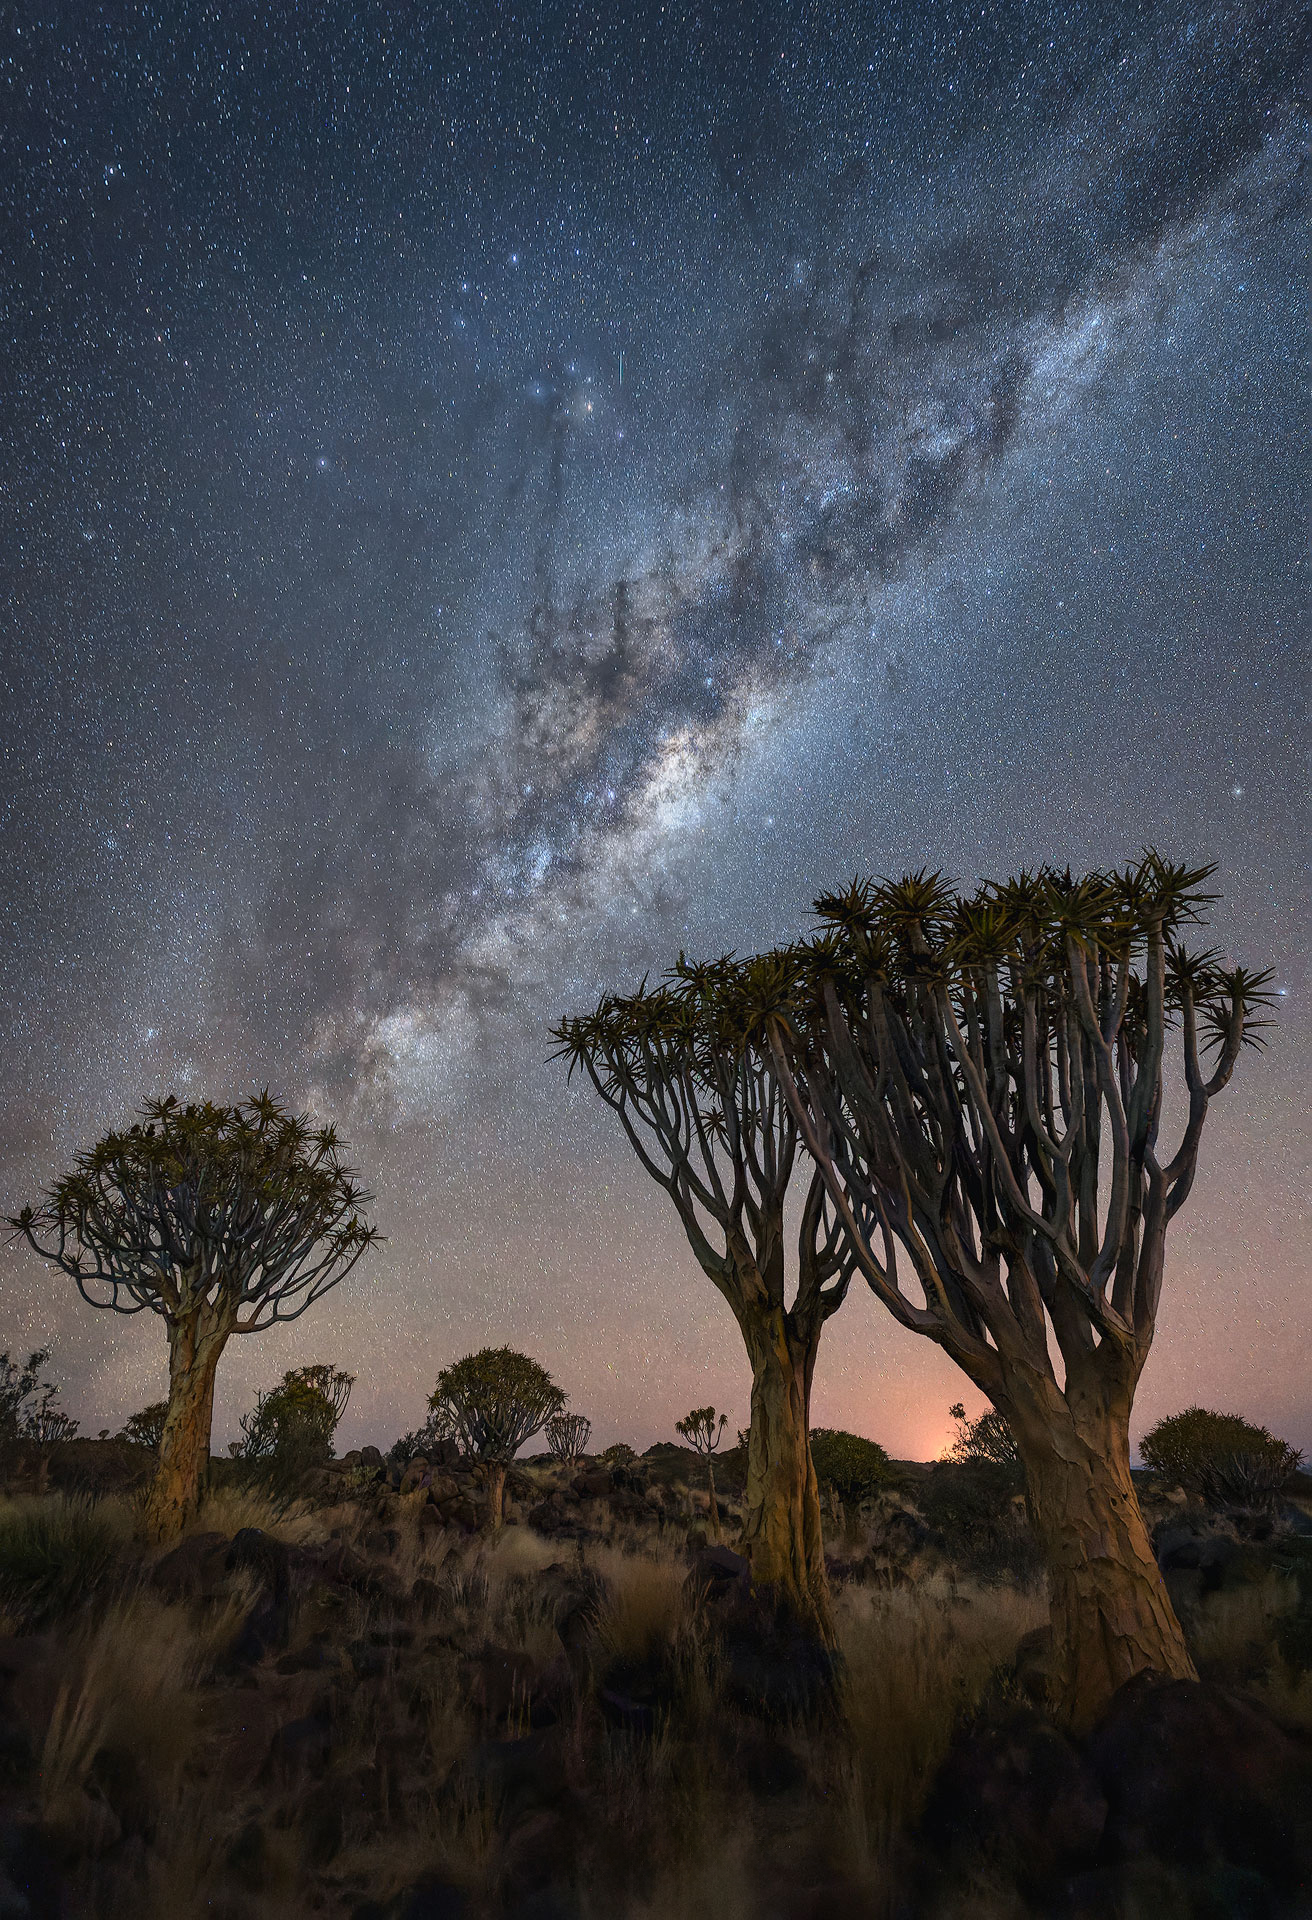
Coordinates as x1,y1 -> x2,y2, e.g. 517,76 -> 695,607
1,1 -> 1307,1456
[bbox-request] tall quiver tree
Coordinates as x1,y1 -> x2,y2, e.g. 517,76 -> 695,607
762,857 -> 1273,1727
9,1094 -> 379,1540
555,959 -> 855,1643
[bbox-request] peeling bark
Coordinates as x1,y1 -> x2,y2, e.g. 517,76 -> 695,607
143,1316 -> 227,1541
739,1311 -> 833,1644
1008,1370 -> 1195,1731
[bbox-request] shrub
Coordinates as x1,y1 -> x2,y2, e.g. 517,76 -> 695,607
598,1442 -> 637,1469
917,1461 -> 1042,1583
0,1497 -> 128,1626
119,1402 -> 168,1451
946,1401 -> 1020,1472
0,1350 -> 78,1448
231,1364 -> 354,1495
1139,1407 -> 1301,1498
809,1429 -> 893,1504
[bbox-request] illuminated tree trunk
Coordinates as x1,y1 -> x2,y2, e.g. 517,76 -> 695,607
1007,1369 -> 1195,1732
739,1311 -> 834,1646
144,1315 -> 227,1542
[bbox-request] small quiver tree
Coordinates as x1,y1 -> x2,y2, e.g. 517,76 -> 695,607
762,855 -> 1274,1728
677,1405 -> 728,1540
555,958 -> 856,1644
9,1094 -> 379,1540
546,1412 -> 592,1463
430,1348 -> 565,1528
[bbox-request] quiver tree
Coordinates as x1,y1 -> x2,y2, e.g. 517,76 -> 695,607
430,1348 -> 565,1527
757,855 -> 1273,1727
555,958 -> 856,1642
9,1094 -> 379,1540
546,1412 -> 592,1463
676,1405 -> 728,1539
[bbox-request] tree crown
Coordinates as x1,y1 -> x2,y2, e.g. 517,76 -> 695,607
676,1406 -> 728,1456
9,1092 -> 380,1334
429,1348 -> 565,1463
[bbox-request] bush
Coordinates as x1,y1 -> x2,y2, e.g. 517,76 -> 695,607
0,1350 -> 78,1449
119,1402 -> 168,1450
1140,1407 -> 1301,1499
598,1443 -> 638,1470
947,1401 -> 1020,1472
231,1364 -> 354,1496
917,1461 -> 1041,1583
809,1428 -> 893,1503
0,1497 -> 128,1626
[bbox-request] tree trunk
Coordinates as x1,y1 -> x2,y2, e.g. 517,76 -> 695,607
739,1312 -> 833,1644
705,1457 -> 722,1541
487,1460 -> 507,1530
143,1318 -> 226,1542
1012,1382 -> 1195,1732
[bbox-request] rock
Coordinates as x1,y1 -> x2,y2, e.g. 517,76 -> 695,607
922,1709 -> 1107,1887
262,1702 -> 333,1782
274,1632 -> 337,1675
151,1531 -> 231,1602
358,1445 -> 384,1471
741,1732 -> 808,1797
226,1528 -> 291,1602
226,1589 -> 289,1667
688,1544 -> 751,1602
398,1461 -> 432,1496
572,1469 -> 613,1500
1087,1675 -> 1312,1888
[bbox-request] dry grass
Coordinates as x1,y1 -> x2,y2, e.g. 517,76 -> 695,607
591,1541 -> 689,1665
836,1573 -> 1046,1867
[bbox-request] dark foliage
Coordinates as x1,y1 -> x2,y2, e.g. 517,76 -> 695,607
917,1460 -> 1042,1583
809,1428 -> 893,1503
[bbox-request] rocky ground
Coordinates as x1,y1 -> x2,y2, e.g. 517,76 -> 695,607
0,1441 -> 1308,1919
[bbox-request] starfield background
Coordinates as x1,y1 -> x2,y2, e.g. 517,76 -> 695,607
0,2 -> 1308,1916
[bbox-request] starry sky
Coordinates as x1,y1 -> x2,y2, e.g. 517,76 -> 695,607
1,0 -> 1307,1460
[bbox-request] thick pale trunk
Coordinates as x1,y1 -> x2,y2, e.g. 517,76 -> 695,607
1012,1386 -> 1194,1731
739,1316 -> 833,1644
143,1321 -> 226,1542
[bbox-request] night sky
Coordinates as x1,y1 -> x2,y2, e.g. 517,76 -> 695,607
1,1 -> 1307,1460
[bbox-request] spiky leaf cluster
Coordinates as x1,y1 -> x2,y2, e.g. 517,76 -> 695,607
676,1406 -> 727,1457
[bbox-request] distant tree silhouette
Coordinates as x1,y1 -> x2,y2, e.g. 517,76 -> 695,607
556,958 -> 856,1642
430,1348 -> 565,1527
0,1349 -> 75,1448
755,854 -> 1274,1726
9,1093 -> 379,1539
677,1405 -> 728,1538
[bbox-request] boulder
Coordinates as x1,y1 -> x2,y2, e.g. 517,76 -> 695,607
921,1709 -> 1107,1888
572,1469 -> 613,1501
151,1531 -> 231,1602
1087,1675 -> 1312,1888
